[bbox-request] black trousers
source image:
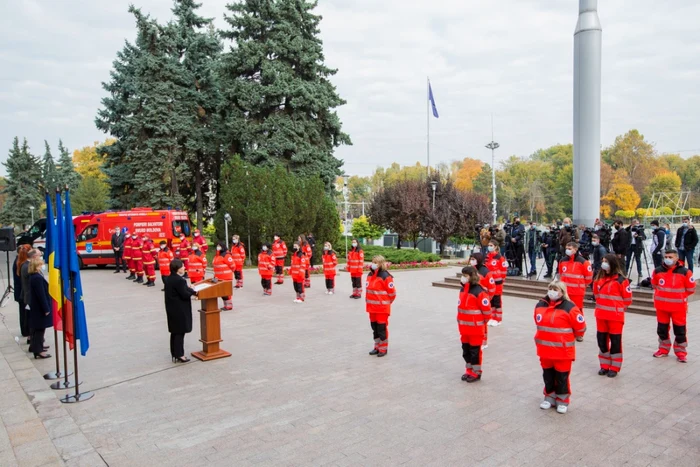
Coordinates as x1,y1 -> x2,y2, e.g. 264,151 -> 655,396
370,321 -> 387,341
325,278 -> 335,289
275,265 -> 283,275
293,281 -> 304,294
18,302 -> 29,337
351,276 -> 362,288
170,333 -> 184,358
626,246 -> 642,275
513,243 -> 524,273
261,278 -> 271,290
114,249 -> 126,271
29,328 -> 46,355
652,251 -> 663,269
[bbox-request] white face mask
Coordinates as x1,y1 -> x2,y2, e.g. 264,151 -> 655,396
233,239 -> 238,244
601,262 -> 610,271
460,276 -> 468,284
115,227 -> 120,232
323,246 -> 329,251
592,241 -> 599,246
487,245 -> 495,252
216,246 -> 222,251
683,222 -> 689,227
160,245 -> 166,250
194,232 -> 199,236
664,258 -> 675,266
352,243 -> 358,247
262,246 -> 268,251
547,290 -> 562,301
565,249 -> 574,257
469,259 -> 477,266
293,245 -> 299,250
370,263 -> 378,270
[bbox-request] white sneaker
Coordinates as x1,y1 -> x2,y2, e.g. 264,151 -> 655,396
293,299 -> 302,303
324,290 -> 329,294
329,291 -> 334,295
556,405 -> 568,414
487,320 -> 496,327
540,401 -> 552,410
481,344 -> 488,350
493,321 -> 502,327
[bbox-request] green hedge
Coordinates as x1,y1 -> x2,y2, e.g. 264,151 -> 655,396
336,244 -> 440,263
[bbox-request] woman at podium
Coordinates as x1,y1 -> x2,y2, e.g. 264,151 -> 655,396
164,259 -> 198,363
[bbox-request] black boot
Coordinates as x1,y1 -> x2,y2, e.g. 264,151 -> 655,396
369,349 -> 379,355
147,281 -> 155,288
126,274 -> 135,280
598,368 -> 609,376
607,370 -> 618,378
136,277 -> 144,284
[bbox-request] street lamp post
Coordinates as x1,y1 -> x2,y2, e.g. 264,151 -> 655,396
485,141 -> 499,223
29,206 -> 35,225
342,174 -> 349,256
224,213 -> 232,249
430,181 -> 438,211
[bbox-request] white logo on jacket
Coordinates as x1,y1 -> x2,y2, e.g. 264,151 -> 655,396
482,298 -> 490,307
577,314 -> 585,323
536,313 -> 542,323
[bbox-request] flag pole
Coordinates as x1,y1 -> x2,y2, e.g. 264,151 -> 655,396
51,284 -> 74,389
427,76 -> 430,176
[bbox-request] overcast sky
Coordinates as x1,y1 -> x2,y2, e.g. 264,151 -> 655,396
1,0 -> 699,177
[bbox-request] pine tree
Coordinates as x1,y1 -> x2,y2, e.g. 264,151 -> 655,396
56,140 -> 81,192
0,138 -> 43,228
41,140 -> 58,192
219,0 -> 351,190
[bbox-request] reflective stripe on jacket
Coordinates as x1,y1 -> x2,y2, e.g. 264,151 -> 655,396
213,252 -> 235,281
558,255 -> 593,295
290,252 -> 307,281
593,274 -> 632,322
457,284 -> 491,336
272,240 -> 287,260
187,253 -> 207,278
178,239 -> 191,259
131,239 -> 143,260
485,252 -> 508,294
477,265 -> 496,298
322,251 -> 338,277
231,244 -> 246,268
158,250 -> 175,276
123,237 -> 133,259
347,247 -> 364,277
365,270 -> 396,314
142,240 -> 157,263
534,298 -> 586,360
257,252 -> 275,278
651,264 -> 696,312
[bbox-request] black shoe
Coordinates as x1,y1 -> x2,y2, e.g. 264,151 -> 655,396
34,353 -> 52,359
376,351 -> 387,357
598,368 -> 609,376
161,288 -> 165,292
369,349 -> 379,355
113,270 -> 120,274
466,374 -> 481,383
607,370 -> 618,378
147,282 -> 155,288
136,277 -> 144,284
126,274 -> 135,280
543,274 -> 552,279
461,373 -> 470,381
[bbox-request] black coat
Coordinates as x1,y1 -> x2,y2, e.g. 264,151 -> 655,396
111,232 -> 125,249
611,228 -> 630,255
28,273 -> 53,330
164,273 -> 196,334
13,258 -> 22,302
675,226 -> 699,251
21,262 -> 32,305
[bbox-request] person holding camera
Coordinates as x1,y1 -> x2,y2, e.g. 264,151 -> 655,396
625,219 -> 646,280
675,217 -> 698,272
525,222 -> 540,277
611,220 -> 631,259
649,220 -> 666,269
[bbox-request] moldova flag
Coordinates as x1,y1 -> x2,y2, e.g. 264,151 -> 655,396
45,191 -> 63,330
63,189 -> 90,356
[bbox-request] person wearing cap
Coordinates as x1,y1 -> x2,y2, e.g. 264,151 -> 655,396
131,233 -> 145,284
141,234 -> 158,287
124,228 -> 136,280
186,243 -> 207,284
212,242 -> 234,310
271,234 -> 288,284
192,228 -> 208,254
258,243 -> 275,296
157,241 -> 175,291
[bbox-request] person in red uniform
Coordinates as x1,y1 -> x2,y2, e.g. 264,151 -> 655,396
457,266 -> 492,382
485,240 -> 508,326
141,234 -> 158,287
272,234 -> 288,284
347,239 -> 364,299
192,229 -> 207,254
470,252 -> 496,348
231,235 -> 246,288
366,255 -> 396,357
123,228 -> 135,280
651,249 -> 696,362
131,233 -> 144,284
290,242 -> 308,303
157,241 -> 175,291
322,242 -> 338,294
593,254 -> 632,377
299,234 -> 312,288
258,244 -> 275,296
534,281 -> 587,414
558,242 -> 593,314
186,244 -> 207,284
177,232 -> 191,278
212,242 -> 234,310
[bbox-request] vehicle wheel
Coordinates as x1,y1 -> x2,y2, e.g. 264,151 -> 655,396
78,256 -> 85,270
96,264 -> 107,269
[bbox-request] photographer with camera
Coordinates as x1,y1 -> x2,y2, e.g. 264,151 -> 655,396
525,221 -> 540,277
509,217 -> 526,276
593,219 -> 612,251
557,218 -> 577,258
540,225 -> 559,279
649,220 -> 666,268
611,220 -> 631,260
491,224 -> 506,249
625,219 -> 646,280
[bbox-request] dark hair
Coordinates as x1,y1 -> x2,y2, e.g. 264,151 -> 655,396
591,233 -> 600,240
159,240 -> 166,245
665,249 -> 678,256
298,234 -> 308,245
170,258 -> 184,273
650,220 -> 659,226
470,252 -> 485,268
461,266 -> 480,285
595,254 -> 624,281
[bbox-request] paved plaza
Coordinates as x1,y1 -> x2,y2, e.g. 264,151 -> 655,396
1,261 -> 700,466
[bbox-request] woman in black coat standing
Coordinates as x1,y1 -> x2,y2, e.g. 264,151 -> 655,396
164,259 -> 197,363
13,245 -> 32,341
27,256 -> 52,359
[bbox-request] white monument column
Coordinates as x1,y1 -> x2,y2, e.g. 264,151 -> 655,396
573,0 -> 602,226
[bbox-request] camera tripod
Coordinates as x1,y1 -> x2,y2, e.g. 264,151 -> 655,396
0,251 -> 13,308
627,241 -> 652,285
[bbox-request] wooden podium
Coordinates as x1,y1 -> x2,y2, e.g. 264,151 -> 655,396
191,279 -> 233,361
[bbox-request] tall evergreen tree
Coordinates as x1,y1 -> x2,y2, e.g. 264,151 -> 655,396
0,138 -> 43,228
219,0 -> 351,190
41,140 -> 58,192
56,140 -> 81,192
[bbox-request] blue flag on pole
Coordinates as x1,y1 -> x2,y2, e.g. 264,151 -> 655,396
428,82 -> 439,118
64,189 -> 89,356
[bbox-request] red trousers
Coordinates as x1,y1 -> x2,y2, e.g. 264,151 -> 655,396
596,318 -> 624,372
569,294 -> 584,312
540,358 -> 572,407
656,309 -> 688,358
144,263 -> 156,281
134,259 -> 144,277
128,258 -> 135,273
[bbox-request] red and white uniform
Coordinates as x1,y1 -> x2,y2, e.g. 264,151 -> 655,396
123,235 -> 134,275
272,239 -> 288,284
157,248 -> 175,281
142,238 -> 158,283
291,251 -> 308,301
486,251 -> 508,322
323,250 -> 338,292
347,246 -> 365,298
213,249 -> 235,310
258,251 -> 275,295
366,269 -> 396,354
231,242 -> 246,288
177,237 -> 191,271
593,274 -> 632,372
131,237 -> 144,279
457,283 -> 491,377
187,252 -> 207,283
477,264 -> 496,343
534,297 -> 586,408
558,254 -> 593,311
192,231 -> 207,254
651,263 -> 696,358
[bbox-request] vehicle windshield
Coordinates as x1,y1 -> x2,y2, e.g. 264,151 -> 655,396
78,225 -> 99,242
172,220 -> 191,237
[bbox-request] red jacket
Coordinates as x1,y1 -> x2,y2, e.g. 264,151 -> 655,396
347,247 -> 364,277
485,252 -> 508,295
231,243 -> 246,269
257,251 -> 275,278
322,251 -> 338,278
302,244 -> 312,269
187,252 -> 207,280
365,269 -> 396,314
213,251 -> 235,281
178,238 -> 191,259
558,254 -> 593,297
477,265 -> 496,298
290,251 -> 308,282
651,263 -> 696,312
192,234 -> 207,253
157,249 -> 175,276
131,238 -> 143,260
123,236 -> 133,260
457,284 -> 491,336
142,239 -> 157,264
534,298 -> 586,360
272,240 -> 287,261
593,274 -> 632,322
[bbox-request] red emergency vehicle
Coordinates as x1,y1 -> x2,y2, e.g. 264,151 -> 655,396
74,208 -> 192,268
